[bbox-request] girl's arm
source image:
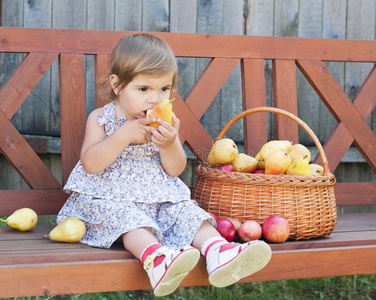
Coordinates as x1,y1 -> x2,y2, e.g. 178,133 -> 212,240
81,108 -> 155,174
152,115 -> 187,177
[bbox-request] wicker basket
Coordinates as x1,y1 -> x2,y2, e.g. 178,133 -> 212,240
192,107 -> 337,240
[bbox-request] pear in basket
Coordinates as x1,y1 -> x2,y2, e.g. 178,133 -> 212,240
207,138 -> 238,165
287,143 -> 311,163
265,150 -> 291,175
286,157 -> 311,175
309,163 -> 324,176
255,152 -> 265,169
259,140 -> 293,162
232,153 -> 258,173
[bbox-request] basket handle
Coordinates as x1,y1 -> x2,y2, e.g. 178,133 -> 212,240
216,107 -> 332,177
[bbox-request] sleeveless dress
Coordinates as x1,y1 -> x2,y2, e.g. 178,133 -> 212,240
57,101 -> 214,249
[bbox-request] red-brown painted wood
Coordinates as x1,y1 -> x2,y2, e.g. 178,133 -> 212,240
1,245 -> 374,298
94,54 -> 111,108
0,27 -> 375,62
1,28 -> 376,297
0,111 -> 61,189
0,190 -> 67,216
241,58 -> 268,155
184,58 -> 239,119
272,59 -> 299,142
297,60 -> 376,173
0,52 -> 58,119
334,182 -> 376,206
314,65 -> 376,169
59,54 -> 87,184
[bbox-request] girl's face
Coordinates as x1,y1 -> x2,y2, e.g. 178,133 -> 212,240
110,72 -> 174,120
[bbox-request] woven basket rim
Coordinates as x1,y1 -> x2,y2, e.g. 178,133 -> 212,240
195,163 -> 337,186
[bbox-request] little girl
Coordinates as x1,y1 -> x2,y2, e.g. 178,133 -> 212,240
57,33 -> 272,297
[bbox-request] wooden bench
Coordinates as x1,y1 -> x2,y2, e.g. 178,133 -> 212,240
0,27 -> 375,298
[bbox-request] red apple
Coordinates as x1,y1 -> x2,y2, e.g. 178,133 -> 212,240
262,215 -> 290,243
254,169 -> 265,174
238,220 -> 262,242
226,217 -> 242,233
216,218 -> 236,242
218,164 -> 236,172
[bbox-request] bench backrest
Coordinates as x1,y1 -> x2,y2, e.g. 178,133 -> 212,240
0,27 -> 376,216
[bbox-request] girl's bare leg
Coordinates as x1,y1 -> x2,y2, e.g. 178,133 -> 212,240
122,227 -> 159,259
191,220 -> 221,250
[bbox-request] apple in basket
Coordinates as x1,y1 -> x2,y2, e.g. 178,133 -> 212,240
218,163 -> 236,172
238,220 -> 262,242
216,218 -> 236,242
262,215 -> 290,243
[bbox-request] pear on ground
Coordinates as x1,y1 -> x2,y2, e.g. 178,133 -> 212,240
232,153 -> 258,173
286,157 -> 311,175
45,217 -> 86,243
265,150 -> 292,175
146,97 -> 175,127
0,208 -> 38,231
309,163 -> 324,176
287,143 -> 311,163
207,138 -> 238,165
259,140 -> 293,163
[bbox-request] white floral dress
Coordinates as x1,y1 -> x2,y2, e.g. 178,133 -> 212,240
57,101 -> 214,249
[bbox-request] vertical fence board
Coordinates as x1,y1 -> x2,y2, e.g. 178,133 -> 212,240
345,0 -> 376,213
297,0 -> 323,144
196,0 -> 224,139
245,0 -> 274,140
142,0 -> 169,32
114,0 -> 142,31
274,0 -> 299,37
221,0 -> 244,142
87,1 -> 115,113
320,0 -> 346,143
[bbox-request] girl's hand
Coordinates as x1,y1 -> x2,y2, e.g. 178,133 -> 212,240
121,117 -> 157,144
150,114 -> 180,148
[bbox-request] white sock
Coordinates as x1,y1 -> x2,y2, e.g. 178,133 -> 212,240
200,236 -> 226,257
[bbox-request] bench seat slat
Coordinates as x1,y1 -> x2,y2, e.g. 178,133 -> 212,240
1,246 -> 375,298
1,213 -> 375,298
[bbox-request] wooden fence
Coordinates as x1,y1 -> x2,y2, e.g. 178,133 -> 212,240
0,0 -> 375,214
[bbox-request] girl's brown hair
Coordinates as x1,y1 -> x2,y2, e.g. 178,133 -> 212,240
99,33 -> 178,101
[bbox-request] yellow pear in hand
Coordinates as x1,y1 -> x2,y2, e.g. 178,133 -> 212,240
146,97 -> 175,128
287,144 -> 311,163
309,163 -> 324,176
259,140 -> 293,162
45,217 -> 86,243
265,151 -> 292,175
286,157 -> 311,175
232,153 -> 258,173
0,208 -> 38,231
207,138 -> 238,165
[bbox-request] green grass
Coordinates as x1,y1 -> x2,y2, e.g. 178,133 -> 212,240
3,275 -> 375,300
